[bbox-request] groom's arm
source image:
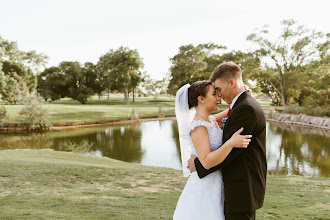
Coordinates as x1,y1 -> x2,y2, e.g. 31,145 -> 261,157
195,105 -> 257,178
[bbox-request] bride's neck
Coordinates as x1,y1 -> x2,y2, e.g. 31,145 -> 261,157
195,106 -> 210,118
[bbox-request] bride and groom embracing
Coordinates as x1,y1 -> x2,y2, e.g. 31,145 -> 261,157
173,62 -> 267,220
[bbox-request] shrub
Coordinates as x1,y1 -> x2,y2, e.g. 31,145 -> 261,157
283,104 -> 330,117
19,92 -> 51,129
130,108 -> 139,121
0,106 -> 7,120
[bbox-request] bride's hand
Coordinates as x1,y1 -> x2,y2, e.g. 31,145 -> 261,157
228,128 -> 252,148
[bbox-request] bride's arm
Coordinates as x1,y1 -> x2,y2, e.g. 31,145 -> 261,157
191,126 -> 251,169
213,108 -> 229,127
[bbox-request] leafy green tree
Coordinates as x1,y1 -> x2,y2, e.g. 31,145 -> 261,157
129,71 -> 142,102
97,46 -> 144,104
39,62 -> 95,104
1,61 -> 36,92
83,62 -> 104,98
298,54 -> 330,106
168,43 -> 225,94
60,62 -> 93,104
0,36 -> 21,61
38,66 -> 66,101
1,72 -> 29,104
247,19 -> 329,106
0,35 -> 48,103
22,50 -> 48,73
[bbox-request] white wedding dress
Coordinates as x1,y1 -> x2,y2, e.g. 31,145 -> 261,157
173,116 -> 225,220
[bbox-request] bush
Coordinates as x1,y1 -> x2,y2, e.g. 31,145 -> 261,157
130,108 -> 139,121
19,92 -> 51,129
283,104 -> 330,117
0,106 -> 7,120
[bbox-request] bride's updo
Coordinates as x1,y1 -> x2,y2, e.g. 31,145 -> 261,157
188,81 -> 212,109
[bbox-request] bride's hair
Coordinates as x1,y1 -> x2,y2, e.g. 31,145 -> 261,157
188,81 -> 212,109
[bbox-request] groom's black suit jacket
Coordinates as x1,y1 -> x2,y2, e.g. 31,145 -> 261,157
194,91 -> 267,214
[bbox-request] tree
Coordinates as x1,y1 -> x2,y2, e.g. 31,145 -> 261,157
1,61 -> 36,92
137,74 -> 170,98
1,72 -> 29,104
168,43 -> 225,94
0,35 -> 48,103
0,36 -> 22,61
97,46 -> 144,104
39,62 -> 95,104
83,62 -> 104,98
129,71 -> 142,102
247,19 -> 329,106
22,50 -> 49,73
38,66 -> 67,101
297,54 -> 330,106
57,62 -> 94,104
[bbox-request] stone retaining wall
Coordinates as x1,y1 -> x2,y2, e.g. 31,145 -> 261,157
268,113 -> 330,130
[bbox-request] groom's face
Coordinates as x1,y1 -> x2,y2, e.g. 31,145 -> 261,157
213,78 -> 235,104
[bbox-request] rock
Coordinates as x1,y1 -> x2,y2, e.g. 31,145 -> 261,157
298,114 -> 307,122
322,118 -> 330,127
276,114 -> 283,121
302,116 -> 313,124
282,114 -> 291,121
290,114 -> 300,122
311,117 -> 324,126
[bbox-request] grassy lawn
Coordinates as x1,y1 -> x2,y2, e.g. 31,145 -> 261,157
1,94 -> 273,125
0,150 -> 329,219
2,95 -> 177,125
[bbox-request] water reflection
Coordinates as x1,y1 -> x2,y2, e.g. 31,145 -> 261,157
0,120 -> 328,177
266,122 -> 329,177
139,120 -> 181,169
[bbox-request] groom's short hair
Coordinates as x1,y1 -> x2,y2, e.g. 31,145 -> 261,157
210,61 -> 242,82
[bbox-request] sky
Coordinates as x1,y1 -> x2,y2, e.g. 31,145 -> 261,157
1,0 -> 329,80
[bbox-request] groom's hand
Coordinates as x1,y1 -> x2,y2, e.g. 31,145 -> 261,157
187,154 -> 197,173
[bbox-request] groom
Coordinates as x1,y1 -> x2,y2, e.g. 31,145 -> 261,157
187,62 -> 267,220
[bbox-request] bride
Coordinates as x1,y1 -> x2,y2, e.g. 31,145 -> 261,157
173,81 -> 252,220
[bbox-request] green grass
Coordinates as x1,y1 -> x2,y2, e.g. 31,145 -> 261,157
0,150 -> 329,219
1,95 -> 272,125
2,95 -> 177,125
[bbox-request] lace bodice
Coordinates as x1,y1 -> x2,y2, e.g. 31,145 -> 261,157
187,115 -> 223,155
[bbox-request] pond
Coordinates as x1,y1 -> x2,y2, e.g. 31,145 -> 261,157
0,120 -> 329,177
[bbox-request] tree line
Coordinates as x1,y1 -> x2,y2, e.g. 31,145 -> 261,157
168,20 -> 329,108
1,19 -> 329,108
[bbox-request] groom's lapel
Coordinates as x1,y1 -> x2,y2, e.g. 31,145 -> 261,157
231,90 -> 249,111
223,91 -> 250,138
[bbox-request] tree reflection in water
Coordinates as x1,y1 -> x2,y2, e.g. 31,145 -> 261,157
267,122 -> 329,177
0,132 -> 54,150
54,123 -> 143,163
0,121 -> 328,177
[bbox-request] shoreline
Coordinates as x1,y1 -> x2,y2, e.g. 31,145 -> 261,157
0,117 -> 177,132
50,116 -> 177,131
1,112 -> 329,133
268,113 -> 329,130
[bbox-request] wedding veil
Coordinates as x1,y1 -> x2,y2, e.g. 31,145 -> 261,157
175,84 -> 196,177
